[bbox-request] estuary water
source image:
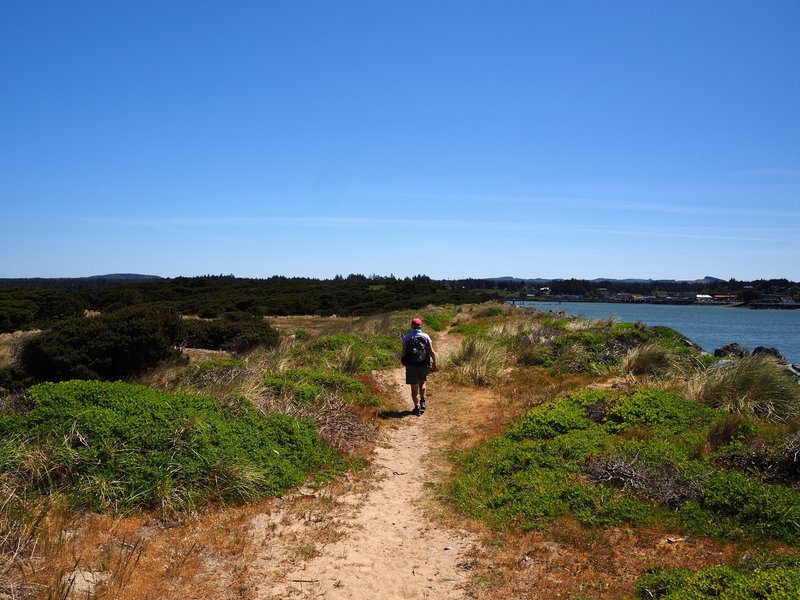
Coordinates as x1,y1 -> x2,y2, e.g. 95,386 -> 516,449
516,301 -> 800,365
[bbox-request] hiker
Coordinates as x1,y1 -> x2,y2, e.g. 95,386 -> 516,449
401,317 -> 437,415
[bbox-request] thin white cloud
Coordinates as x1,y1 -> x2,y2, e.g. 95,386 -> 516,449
375,191 -> 800,220
732,168 -> 800,179
80,215 -> 796,244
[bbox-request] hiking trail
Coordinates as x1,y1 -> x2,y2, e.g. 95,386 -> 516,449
249,332 -> 477,599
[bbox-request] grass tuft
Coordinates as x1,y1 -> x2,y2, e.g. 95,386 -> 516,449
694,356 -> 800,422
446,338 -> 505,386
621,343 -> 675,377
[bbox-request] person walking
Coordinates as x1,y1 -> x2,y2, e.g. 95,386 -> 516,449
401,317 -> 437,415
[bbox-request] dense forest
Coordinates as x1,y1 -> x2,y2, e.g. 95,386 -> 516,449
2,274 -> 799,336
0,275 -> 489,334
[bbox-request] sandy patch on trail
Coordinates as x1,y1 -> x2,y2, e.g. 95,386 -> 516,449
253,366 -> 476,599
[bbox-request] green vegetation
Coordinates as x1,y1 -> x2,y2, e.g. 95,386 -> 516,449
3,295 -> 799,597
0,288 -> 86,333
0,380 -> 337,513
471,311 -> 698,375
0,275 -> 483,334
179,312 -> 280,353
450,387 -> 800,543
636,554 -> 800,599
264,368 -> 380,406
17,308 -> 183,382
292,333 -> 398,374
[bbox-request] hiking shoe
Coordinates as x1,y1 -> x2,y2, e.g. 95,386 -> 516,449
419,399 -> 426,412
412,406 -> 420,416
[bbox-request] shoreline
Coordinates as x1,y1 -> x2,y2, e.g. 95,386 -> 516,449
510,299 -> 800,310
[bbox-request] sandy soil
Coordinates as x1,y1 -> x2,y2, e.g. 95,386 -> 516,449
252,363 -> 476,599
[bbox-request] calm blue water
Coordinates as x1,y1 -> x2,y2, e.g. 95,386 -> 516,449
516,302 -> 800,365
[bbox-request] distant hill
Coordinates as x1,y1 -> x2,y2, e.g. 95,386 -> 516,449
85,274 -> 163,281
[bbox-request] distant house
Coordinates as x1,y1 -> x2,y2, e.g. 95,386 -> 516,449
696,294 -> 713,303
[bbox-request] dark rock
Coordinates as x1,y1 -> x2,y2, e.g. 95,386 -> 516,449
714,343 -> 750,358
752,346 -> 787,364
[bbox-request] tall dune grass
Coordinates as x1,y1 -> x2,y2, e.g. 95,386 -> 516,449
446,338 -> 505,386
693,357 -> 800,422
621,343 -> 675,377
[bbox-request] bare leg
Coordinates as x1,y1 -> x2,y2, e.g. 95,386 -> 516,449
410,384 -> 420,409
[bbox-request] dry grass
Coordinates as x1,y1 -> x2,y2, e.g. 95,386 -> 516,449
266,315 -> 358,339
690,356 -> 800,422
459,520 -> 746,600
620,342 -> 675,377
254,391 -> 374,452
487,319 -> 548,341
446,338 -> 506,386
0,330 -> 39,370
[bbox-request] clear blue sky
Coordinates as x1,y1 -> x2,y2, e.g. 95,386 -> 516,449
2,1 -> 799,281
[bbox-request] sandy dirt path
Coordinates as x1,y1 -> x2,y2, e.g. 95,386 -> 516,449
256,341 -> 476,599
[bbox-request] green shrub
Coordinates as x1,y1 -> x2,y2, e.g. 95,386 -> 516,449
449,388 -> 800,543
508,396 -> 595,440
0,380 -> 337,513
603,388 -> 718,433
264,368 -> 380,406
476,306 -> 503,318
180,315 -> 279,354
636,555 -> 800,599
0,288 -> 87,333
17,308 -> 183,382
562,485 -> 656,527
681,470 -> 800,543
696,357 -> 800,422
712,431 -> 800,485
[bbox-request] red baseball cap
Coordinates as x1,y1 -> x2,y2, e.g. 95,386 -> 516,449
411,317 -> 423,327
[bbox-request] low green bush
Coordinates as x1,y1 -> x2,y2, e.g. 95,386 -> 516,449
449,388 -> 800,543
712,431 -> 800,485
562,485 -> 656,527
636,554 -> 800,599
490,312 -> 696,375
0,380 -> 337,513
264,368 -> 380,406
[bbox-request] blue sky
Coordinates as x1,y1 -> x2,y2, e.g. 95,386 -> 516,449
2,1 -> 799,280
